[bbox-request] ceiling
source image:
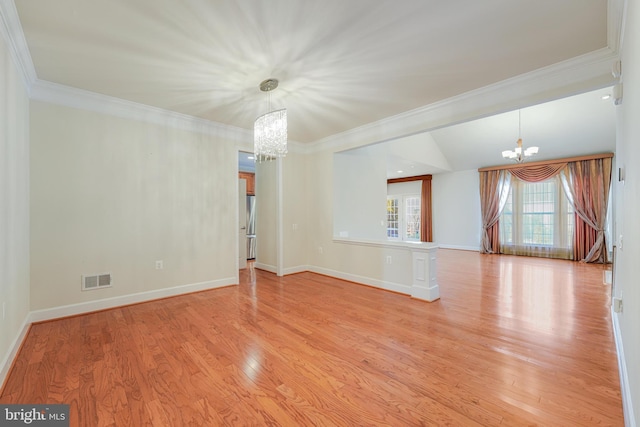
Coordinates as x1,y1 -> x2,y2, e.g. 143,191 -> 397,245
374,86 -> 616,177
14,0 -> 612,148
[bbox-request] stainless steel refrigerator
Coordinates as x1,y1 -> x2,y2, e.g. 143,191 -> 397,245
246,195 -> 256,259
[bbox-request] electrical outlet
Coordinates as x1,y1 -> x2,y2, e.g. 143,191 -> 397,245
318,246 -> 323,254
613,297 -> 623,313
155,260 -> 164,270
386,256 -> 392,264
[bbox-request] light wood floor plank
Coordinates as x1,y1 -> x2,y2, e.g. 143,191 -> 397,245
0,250 -> 624,426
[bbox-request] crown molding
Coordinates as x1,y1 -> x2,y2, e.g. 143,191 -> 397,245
608,0 -> 627,53
30,79 -> 310,151
31,79 -> 256,143
306,47 -> 620,155
0,0 -> 37,90
30,79 -> 308,151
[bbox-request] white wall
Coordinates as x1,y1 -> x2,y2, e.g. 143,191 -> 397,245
387,181 -> 421,196
432,169 -> 481,250
0,29 -> 30,383
29,101 -> 238,311
614,0 -> 640,423
333,150 -> 387,240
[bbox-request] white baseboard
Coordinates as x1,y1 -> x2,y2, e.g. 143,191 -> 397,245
308,266 -> 411,295
254,262 -> 277,274
0,315 -> 31,391
438,244 -> 479,252
29,277 -> 237,323
612,310 -> 636,427
411,283 -> 440,302
282,265 -> 311,275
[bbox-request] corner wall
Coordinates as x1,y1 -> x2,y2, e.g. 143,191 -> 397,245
0,26 -> 30,385
614,0 -> 640,423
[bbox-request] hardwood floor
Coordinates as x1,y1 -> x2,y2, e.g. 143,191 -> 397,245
1,250 -> 624,426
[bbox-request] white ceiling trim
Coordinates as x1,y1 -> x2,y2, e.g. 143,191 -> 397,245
30,79 -> 253,143
29,78 -> 307,153
607,0 -> 627,51
305,47 -> 620,155
0,0 -> 36,89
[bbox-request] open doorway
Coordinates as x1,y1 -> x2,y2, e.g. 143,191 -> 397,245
238,151 -> 256,269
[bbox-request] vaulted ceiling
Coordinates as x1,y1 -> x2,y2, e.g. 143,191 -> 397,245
9,0 -> 621,172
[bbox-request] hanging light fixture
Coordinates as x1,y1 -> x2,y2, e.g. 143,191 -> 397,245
502,110 -> 538,163
254,78 -> 287,162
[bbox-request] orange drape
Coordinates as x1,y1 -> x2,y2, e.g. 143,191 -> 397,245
421,179 -> 432,242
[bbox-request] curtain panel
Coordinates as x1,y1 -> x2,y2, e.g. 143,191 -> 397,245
479,170 -> 511,253
559,157 -> 612,263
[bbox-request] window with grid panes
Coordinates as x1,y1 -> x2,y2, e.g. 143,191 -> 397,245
386,198 -> 399,238
404,196 -> 421,241
522,180 -> 555,245
500,177 -> 573,258
387,195 -> 420,241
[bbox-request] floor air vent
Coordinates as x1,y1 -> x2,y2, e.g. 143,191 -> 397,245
82,273 -> 112,291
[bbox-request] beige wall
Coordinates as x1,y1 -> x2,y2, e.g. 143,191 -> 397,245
255,158 -> 277,271
0,32 -> 30,378
615,0 -> 640,422
29,101 -> 237,311
282,152 -> 309,272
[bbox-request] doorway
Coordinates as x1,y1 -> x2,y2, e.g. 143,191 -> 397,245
238,151 -> 256,269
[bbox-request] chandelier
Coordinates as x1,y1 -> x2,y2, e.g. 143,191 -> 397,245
502,110 -> 538,163
254,78 -> 287,162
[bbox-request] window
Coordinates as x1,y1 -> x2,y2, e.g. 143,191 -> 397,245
500,177 -> 573,259
387,195 -> 421,241
386,198 -> 399,238
405,196 -> 421,240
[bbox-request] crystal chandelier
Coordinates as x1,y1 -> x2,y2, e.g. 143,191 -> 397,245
502,110 -> 538,163
254,78 -> 287,162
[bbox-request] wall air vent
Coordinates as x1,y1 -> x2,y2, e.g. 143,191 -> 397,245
82,273 -> 112,291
